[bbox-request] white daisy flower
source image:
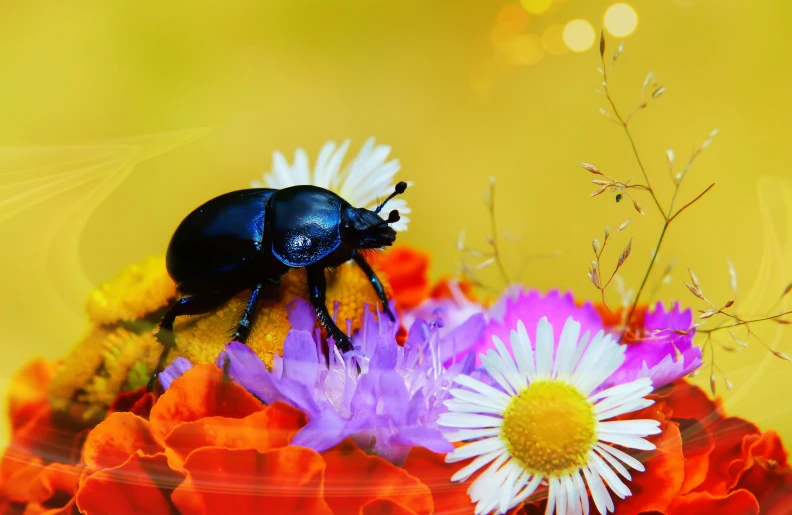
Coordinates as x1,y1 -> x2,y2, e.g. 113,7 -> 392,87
438,316 -> 662,515
253,137 -> 411,231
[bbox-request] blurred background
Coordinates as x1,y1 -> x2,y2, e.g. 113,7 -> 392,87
1,0 -> 791,445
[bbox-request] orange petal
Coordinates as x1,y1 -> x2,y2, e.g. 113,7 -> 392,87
676,417 -> 715,494
614,420 -> 685,515
402,447 -> 473,515
376,246 -> 430,309
21,498 -> 79,515
694,417 -> 760,496
82,413 -> 162,471
164,402 -> 305,459
27,463 -> 82,505
149,365 -> 263,441
360,499 -> 418,515
8,360 -> 55,432
734,431 -> 792,513
108,387 -> 157,419
323,441 -> 434,515
1,408 -> 85,501
668,489 -> 759,515
76,452 -> 185,515
171,447 -> 332,515
1,458 -> 45,503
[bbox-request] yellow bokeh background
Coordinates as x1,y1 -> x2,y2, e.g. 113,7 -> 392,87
2,0 -> 792,447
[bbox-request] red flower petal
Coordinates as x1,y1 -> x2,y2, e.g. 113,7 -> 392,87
676,418 -> 715,494
668,489 -> 759,515
735,431 -> 792,513
377,246 -> 430,309
164,402 -> 305,460
402,447 -> 473,515
149,365 -> 263,441
663,381 -> 722,421
360,499 -> 418,515
76,452 -> 185,515
614,420 -> 685,514
171,447 -> 332,515
694,417 -> 760,495
321,442 -> 433,515
81,413 -> 162,471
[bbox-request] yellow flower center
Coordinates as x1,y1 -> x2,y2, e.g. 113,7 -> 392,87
501,380 -> 597,477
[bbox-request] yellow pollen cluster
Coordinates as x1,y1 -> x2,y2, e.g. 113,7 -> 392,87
48,254 -> 393,421
501,380 -> 597,477
86,255 -> 177,324
282,260 -> 393,334
173,295 -> 290,369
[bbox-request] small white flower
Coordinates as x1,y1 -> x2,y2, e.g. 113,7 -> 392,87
438,316 -> 661,515
253,137 -> 411,231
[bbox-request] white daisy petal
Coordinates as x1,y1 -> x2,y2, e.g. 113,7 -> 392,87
554,318 -> 581,377
595,398 -> 655,421
589,451 -> 631,499
597,433 -> 656,451
493,335 -> 526,391
451,449 -> 504,482
594,446 -> 632,480
449,387 -> 510,411
258,137 -> 409,230
444,399 -> 506,415
590,377 -> 653,403
545,477 -> 557,515
511,321 -> 537,380
499,461 -> 525,514
571,470 -> 590,515
596,443 -> 646,472
480,351 -> 518,396
535,317 -> 555,378
455,375 -> 513,404
555,475 -> 568,515
598,420 -> 662,435
583,464 -> 613,514
445,427 -> 503,443
447,437 -> 505,462
438,412 -> 504,429
442,315 -> 660,515
512,474 -> 542,506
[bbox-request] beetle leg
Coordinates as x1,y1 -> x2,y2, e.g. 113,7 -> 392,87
148,292 -> 235,392
352,251 -> 396,323
232,283 -> 263,343
307,265 -> 353,354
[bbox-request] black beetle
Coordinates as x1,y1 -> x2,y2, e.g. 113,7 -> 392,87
147,181 -> 408,389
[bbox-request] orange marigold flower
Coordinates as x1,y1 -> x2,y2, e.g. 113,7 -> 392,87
1,361 -> 88,515
65,365 -> 434,515
374,245 -> 430,309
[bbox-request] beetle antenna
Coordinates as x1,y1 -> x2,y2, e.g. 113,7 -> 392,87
374,181 -> 408,214
376,209 -> 400,226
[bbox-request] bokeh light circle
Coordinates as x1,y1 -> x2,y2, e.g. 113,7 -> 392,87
563,19 -> 595,52
520,0 -> 554,15
604,4 -> 638,37
514,34 -> 545,65
542,24 -> 568,55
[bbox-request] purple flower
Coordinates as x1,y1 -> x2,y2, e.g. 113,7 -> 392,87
158,357 -> 193,390
478,288 -> 702,389
218,298 -> 485,464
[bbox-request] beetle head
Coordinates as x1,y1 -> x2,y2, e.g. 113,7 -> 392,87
340,181 -> 407,250
340,207 -> 399,249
